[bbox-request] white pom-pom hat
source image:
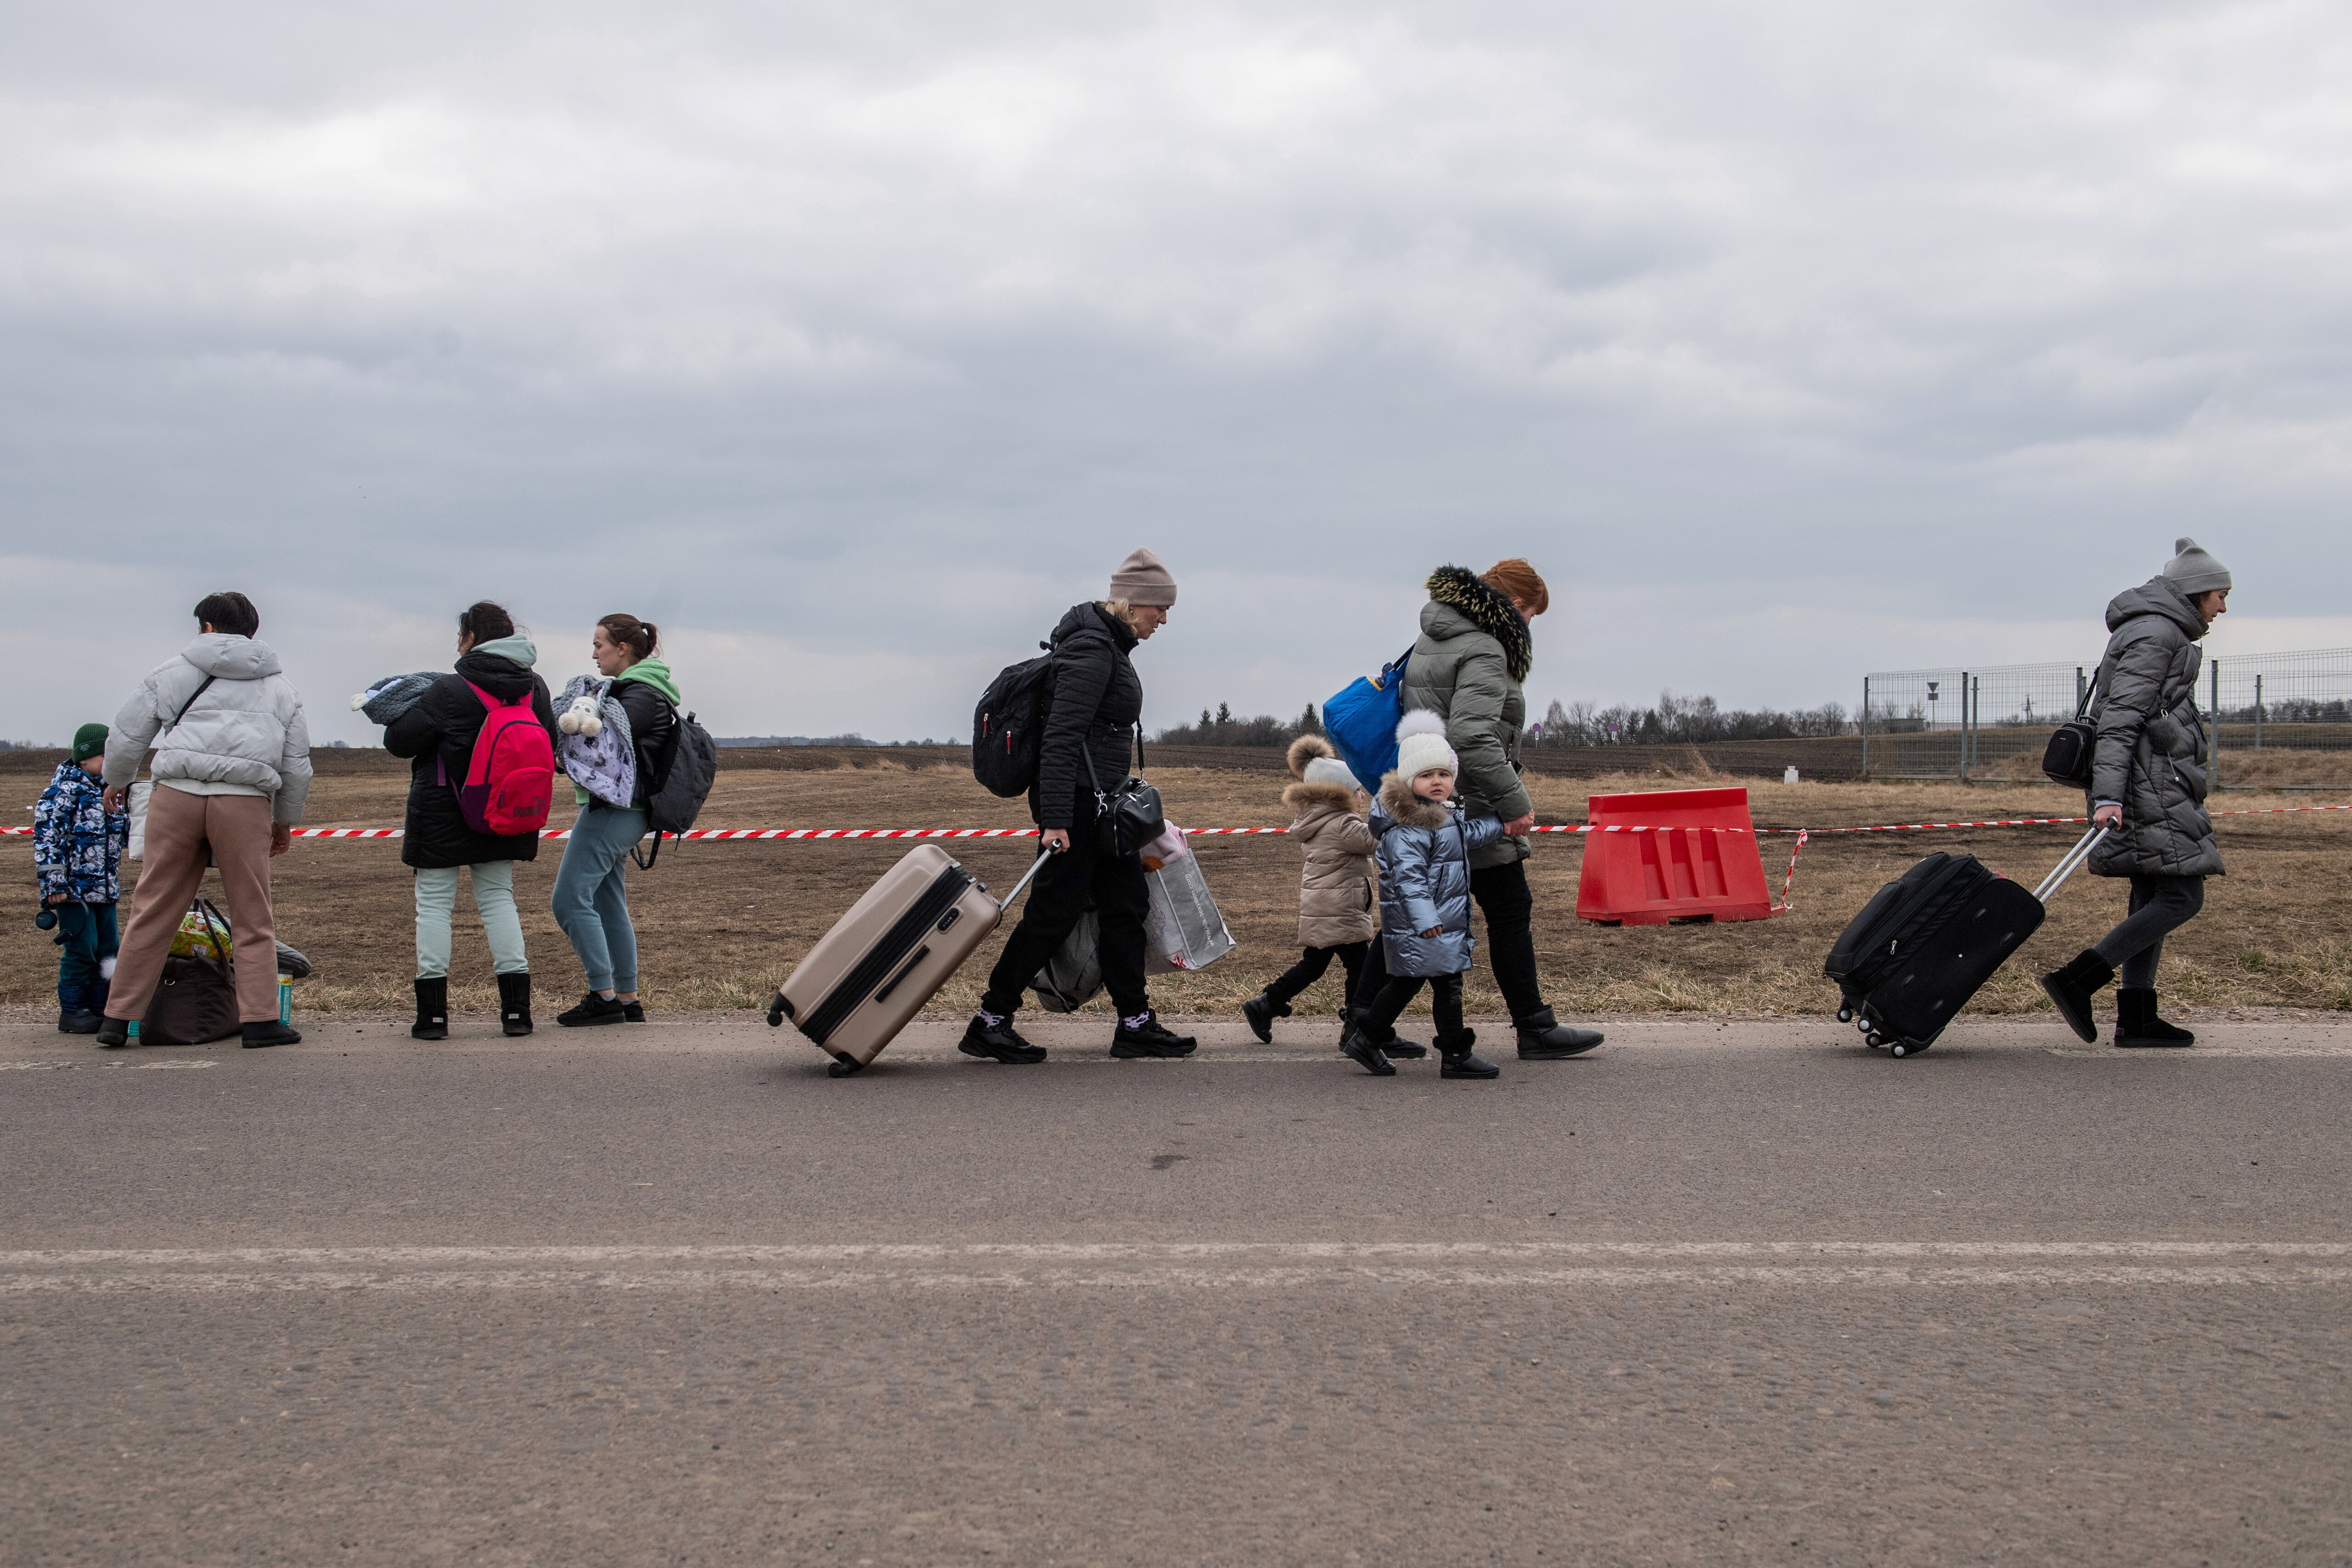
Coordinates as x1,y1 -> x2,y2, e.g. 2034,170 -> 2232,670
1394,709 -> 1457,779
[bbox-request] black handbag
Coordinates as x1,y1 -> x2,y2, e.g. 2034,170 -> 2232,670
2042,672 -> 2101,788
145,900 -> 241,1045
1081,727 -> 1165,858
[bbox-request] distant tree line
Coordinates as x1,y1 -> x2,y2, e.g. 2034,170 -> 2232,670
1527,692 -> 1853,747
1153,703 -> 1323,747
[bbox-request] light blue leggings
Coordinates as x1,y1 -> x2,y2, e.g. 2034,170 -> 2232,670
551,806 -> 645,993
415,862 -> 527,979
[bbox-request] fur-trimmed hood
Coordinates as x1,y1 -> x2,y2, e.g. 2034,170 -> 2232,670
1377,772 -> 1452,830
1284,778 -> 1359,817
1425,565 -> 1532,682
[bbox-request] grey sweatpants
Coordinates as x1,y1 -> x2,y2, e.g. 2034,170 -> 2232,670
2091,874 -> 2205,990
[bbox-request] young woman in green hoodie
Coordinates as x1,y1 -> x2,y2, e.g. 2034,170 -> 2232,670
551,613 -> 679,1027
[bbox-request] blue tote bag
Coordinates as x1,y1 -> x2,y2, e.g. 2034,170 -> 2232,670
1320,643 -> 1417,788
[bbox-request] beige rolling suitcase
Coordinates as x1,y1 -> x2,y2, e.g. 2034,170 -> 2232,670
766,843 -> 1049,1076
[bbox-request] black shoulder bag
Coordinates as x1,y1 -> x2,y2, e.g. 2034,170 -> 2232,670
1080,726 -> 1165,858
2041,670 -> 2101,788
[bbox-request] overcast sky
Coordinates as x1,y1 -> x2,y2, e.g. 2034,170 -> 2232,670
6,0 -> 2348,745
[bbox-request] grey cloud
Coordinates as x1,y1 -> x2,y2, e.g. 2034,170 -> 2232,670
5,0 -> 2348,747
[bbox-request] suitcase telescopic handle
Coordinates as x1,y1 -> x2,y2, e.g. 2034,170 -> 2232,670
2031,825 -> 2110,904
996,846 -> 1055,910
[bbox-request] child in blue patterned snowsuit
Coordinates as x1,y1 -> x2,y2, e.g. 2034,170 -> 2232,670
34,724 -> 129,1034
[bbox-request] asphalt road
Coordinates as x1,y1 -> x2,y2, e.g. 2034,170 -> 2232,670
4,1008 -> 2350,1567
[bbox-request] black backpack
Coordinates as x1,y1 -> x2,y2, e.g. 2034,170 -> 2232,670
972,643 -> 1055,798
634,700 -> 717,867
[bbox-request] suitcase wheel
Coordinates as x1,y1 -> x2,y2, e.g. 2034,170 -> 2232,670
1836,1005 -> 1854,1024
1889,1039 -> 1928,1058
827,1055 -> 865,1078
765,991 -> 788,1028
1865,1032 -> 1885,1050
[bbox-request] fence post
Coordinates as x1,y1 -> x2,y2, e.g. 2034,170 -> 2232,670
1973,675 -> 1982,774
1860,676 -> 1870,777
2210,659 -> 2221,792
2255,673 -> 2264,748
1959,670 -> 1971,781
2076,665 -> 2085,715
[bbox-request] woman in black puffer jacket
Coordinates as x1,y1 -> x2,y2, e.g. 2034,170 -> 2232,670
963,549 -> 1197,1065
383,601 -> 560,1041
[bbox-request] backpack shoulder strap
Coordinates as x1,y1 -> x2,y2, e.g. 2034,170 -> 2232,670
170,674 -> 218,730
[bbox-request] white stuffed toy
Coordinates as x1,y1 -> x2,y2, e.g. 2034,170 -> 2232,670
558,695 -> 603,737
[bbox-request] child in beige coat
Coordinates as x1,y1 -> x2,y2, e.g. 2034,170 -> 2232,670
1241,735 -> 1407,1049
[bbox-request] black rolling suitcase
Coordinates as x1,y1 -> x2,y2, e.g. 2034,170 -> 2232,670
1824,826 -> 2107,1057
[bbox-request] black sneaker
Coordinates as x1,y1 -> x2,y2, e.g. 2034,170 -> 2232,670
621,1000 -> 647,1023
1110,1012 -> 1197,1058
960,1015 -> 1046,1064
57,1007 -> 103,1035
556,991 -> 627,1028
242,1021 -> 302,1049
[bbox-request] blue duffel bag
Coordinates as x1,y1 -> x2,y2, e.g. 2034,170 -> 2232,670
1320,642 -> 1417,788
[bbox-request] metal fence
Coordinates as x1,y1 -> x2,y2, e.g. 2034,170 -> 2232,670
1861,647 -> 2352,787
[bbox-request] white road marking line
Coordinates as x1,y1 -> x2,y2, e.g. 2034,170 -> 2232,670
2,1242 -> 2345,1293
0,1060 -> 218,1071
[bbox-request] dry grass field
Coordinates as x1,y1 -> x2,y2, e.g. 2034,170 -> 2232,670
6,752 -> 2348,1023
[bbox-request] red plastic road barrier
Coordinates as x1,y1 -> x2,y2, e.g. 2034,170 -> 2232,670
1576,787 -> 1778,927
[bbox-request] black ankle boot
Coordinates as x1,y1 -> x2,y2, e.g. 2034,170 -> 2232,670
1344,1008 -> 1425,1059
497,972 -> 533,1037
1339,1023 -> 1396,1076
1438,1028 -> 1501,1080
2115,987 -> 2194,1047
2038,950 -> 2114,1043
1240,992 -> 1291,1044
412,977 -> 450,1040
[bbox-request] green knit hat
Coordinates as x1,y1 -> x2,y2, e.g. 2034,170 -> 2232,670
71,723 -> 107,762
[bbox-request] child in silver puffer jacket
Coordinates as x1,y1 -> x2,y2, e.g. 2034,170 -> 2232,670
1343,710 -> 1506,1080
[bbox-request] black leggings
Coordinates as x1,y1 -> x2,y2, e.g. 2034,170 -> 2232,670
1263,942 -> 1367,1007
2091,874 -> 2206,991
1362,970 -> 1465,1042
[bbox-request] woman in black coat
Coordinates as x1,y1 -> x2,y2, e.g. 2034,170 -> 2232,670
963,548 -> 1198,1065
383,601 -> 560,1041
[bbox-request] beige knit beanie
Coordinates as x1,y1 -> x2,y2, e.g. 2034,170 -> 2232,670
1109,547 -> 1178,607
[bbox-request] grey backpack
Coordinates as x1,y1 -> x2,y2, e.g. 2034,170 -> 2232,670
555,674 -> 636,808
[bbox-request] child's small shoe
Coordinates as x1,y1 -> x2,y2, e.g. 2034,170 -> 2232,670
1239,993 -> 1289,1043
1339,1025 -> 1396,1076
1437,1028 -> 1500,1080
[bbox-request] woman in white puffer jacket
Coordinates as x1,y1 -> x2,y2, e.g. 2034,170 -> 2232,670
96,591 -> 313,1050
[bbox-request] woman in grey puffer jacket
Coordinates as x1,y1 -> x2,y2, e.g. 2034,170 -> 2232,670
2040,539 -> 2232,1047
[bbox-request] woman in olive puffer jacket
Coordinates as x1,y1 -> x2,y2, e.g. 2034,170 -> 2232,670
2041,539 -> 2233,1048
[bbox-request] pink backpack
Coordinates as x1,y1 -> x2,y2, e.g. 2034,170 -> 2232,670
450,681 -> 554,836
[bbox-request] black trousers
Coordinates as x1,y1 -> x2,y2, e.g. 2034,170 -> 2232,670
980,802 -> 1150,1020
1263,942 -> 1367,1007
2091,874 -> 2206,991
1363,970 -> 1465,1042
1469,860 -> 1544,1023
1348,859 -> 1549,1028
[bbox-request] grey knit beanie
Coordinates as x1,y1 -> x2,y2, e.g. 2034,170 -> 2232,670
2163,537 -> 2232,596
1108,547 -> 1178,608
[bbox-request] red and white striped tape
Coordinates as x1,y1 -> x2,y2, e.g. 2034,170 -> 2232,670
6,803 -> 2347,842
